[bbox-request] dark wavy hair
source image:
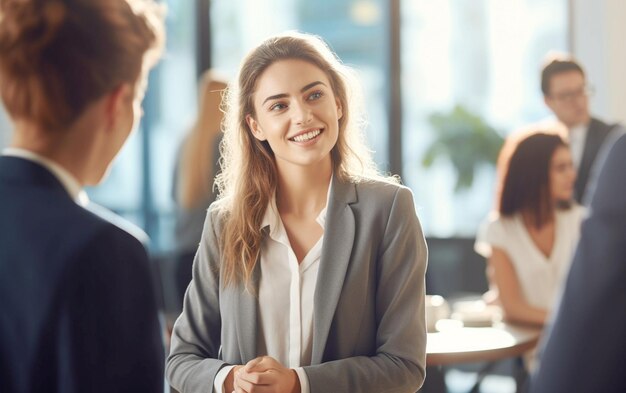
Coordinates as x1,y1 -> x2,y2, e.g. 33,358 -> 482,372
497,132 -> 570,228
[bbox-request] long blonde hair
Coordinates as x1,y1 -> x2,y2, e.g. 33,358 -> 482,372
215,31 -> 395,287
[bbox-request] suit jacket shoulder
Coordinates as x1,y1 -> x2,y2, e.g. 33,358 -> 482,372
530,133 -> 626,393
0,157 -> 164,393
575,117 -> 622,203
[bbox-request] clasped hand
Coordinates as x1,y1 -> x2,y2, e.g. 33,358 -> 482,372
229,356 -> 300,393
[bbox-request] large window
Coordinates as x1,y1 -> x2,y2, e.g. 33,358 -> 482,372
210,0 -> 569,238
77,0 -> 569,251
401,0 -> 569,236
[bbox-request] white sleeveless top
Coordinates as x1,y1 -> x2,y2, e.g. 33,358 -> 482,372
475,205 -> 585,310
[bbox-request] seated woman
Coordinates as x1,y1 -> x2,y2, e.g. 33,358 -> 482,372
475,132 -> 584,330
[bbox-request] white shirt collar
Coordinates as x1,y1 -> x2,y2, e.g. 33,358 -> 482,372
568,123 -> 588,170
2,147 -> 90,206
260,176 -> 332,234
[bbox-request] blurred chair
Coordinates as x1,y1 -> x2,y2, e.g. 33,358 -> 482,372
425,237 -> 489,298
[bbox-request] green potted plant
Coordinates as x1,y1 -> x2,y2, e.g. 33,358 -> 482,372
422,104 -> 504,191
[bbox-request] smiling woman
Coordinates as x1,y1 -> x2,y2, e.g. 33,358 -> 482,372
166,32 -> 429,393
246,59 -> 342,176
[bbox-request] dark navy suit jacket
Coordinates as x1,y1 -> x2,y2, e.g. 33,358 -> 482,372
574,117 -> 619,204
0,156 -> 164,392
531,134 -> 626,392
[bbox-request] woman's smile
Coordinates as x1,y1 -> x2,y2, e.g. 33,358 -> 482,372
289,128 -> 323,143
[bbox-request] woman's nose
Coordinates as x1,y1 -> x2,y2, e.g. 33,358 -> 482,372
293,102 -> 313,125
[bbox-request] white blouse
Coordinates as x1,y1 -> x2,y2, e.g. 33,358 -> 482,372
256,195 -> 325,369
475,206 -> 585,310
214,191 -> 329,393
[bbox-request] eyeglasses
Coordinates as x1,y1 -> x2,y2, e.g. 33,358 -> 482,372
550,85 -> 594,103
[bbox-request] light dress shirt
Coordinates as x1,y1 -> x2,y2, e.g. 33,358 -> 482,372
2,147 -> 89,206
567,123 -> 587,171
214,185 -> 331,393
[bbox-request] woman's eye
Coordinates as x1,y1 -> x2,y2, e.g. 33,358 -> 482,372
308,91 -> 323,101
270,103 -> 287,111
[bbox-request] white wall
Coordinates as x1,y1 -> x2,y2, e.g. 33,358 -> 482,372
572,0 -> 626,125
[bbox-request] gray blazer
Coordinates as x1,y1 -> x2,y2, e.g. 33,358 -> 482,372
166,176 -> 428,393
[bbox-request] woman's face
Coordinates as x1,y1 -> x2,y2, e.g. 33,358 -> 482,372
246,59 -> 342,173
549,145 -> 576,203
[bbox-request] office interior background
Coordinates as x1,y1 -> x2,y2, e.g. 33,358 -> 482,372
0,0 -> 624,255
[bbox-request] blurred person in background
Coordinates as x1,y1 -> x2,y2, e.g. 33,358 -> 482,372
172,70 -> 227,303
475,132 -> 584,369
541,55 -> 624,206
0,0 -> 165,391
530,133 -> 626,393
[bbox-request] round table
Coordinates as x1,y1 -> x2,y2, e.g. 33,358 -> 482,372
426,322 -> 542,366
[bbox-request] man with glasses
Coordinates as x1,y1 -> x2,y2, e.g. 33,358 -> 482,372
542,56 -> 624,206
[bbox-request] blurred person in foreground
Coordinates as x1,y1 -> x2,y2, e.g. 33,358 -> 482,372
475,132 -> 584,369
172,70 -> 227,302
530,133 -> 626,392
0,0 -> 165,392
541,55 -> 624,206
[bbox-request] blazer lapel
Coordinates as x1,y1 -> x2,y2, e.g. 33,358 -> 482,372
233,262 -> 260,362
575,118 -> 612,201
311,177 -> 357,364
